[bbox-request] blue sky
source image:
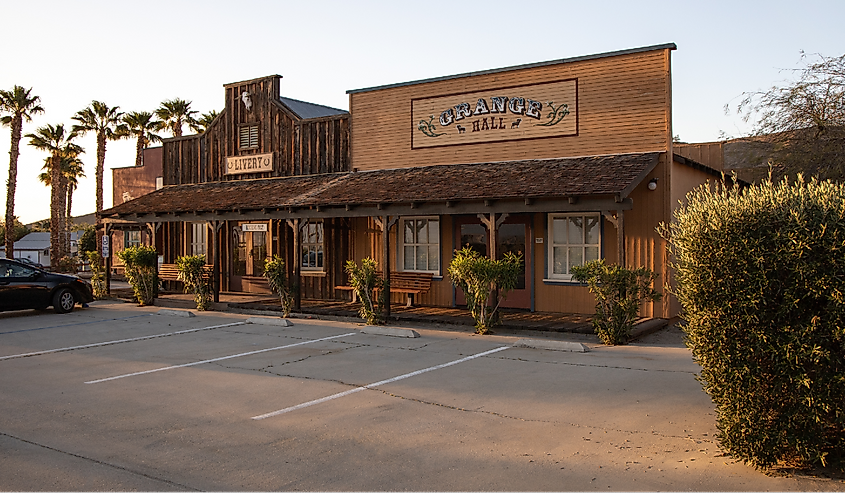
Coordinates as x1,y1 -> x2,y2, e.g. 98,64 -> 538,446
1,0 -> 843,224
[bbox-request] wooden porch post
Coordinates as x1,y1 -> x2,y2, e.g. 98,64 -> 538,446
617,209 -> 625,267
382,215 -> 392,319
104,224 -> 112,295
209,220 -> 222,303
287,219 -> 302,311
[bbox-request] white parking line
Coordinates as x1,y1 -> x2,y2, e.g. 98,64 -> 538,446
85,332 -> 358,384
251,345 -> 510,420
0,321 -> 247,362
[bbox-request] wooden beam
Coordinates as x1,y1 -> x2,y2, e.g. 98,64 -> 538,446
382,215 -> 392,319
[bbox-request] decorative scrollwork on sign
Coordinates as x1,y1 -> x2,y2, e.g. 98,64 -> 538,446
537,101 -> 570,127
418,115 -> 445,138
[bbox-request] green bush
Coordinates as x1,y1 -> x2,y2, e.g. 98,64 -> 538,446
263,255 -> 294,317
660,175 -> 845,471
448,246 -> 523,334
571,259 -> 661,345
117,245 -> 158,306
54,255 -> 78,273
86,251 -> 107,299
344,257 -> 386,325
78,226 -> 97,255
176,254 -> 211,311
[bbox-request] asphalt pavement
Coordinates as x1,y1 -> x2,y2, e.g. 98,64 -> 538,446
0,301 -> 842,491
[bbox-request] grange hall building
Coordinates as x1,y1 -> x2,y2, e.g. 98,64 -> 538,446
100,43 -> 722,320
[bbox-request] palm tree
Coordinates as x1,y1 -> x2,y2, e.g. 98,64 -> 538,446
122,111 -> 162,167
155,98 -> 197,137
191,109 -> 220,133
26,124 -> 82,266
1,85 -> 43,258
71,101 -> 126,216
38,150 -> 85,226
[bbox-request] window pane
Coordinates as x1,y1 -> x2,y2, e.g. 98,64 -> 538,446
416,245 -> 428,271
404,221 -> 414,244
316,245 -> 323,268
568,217 -> 583,244
585,246 -> 600,263
585,216 -> 600,244
404,246 -> 415,270
429,245 -> 439,271
553,247 -> 567,274
568,246 -> 583,272
553,218 -> 567,244
429,220 -> 439,242
418,219 -> 428,244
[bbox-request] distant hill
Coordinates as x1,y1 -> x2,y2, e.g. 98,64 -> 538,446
26,212 -> 96,230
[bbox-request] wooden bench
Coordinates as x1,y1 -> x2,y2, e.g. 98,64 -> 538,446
158,264 -> 214,282
337,271 -> 433,307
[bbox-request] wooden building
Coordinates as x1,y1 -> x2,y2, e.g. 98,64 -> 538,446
100,43 -> 723,319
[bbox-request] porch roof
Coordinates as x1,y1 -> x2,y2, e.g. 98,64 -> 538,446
100,152 -> 661,223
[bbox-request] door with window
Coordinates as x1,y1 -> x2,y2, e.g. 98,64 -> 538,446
230,223 -> 269,291
453,215 -> 531,309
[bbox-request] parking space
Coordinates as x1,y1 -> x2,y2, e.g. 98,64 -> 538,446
1,302 -> 840,491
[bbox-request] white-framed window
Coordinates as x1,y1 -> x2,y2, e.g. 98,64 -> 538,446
301,220 -> 324,270
399,217 -> 440,273
548,213 -> 601,280
124,230 -> 141,248
191,222 -> 207,256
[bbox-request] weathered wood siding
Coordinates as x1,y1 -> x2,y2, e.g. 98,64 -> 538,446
163,76 -> 349,186
350,49 -> 672,170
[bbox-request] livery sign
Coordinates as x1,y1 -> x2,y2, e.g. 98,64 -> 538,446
226,153 -> 273,175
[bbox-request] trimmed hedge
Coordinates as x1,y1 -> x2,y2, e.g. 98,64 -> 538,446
660,176 -> 845,470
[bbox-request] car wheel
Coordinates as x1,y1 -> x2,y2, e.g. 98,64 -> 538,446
53,288 -> 76,314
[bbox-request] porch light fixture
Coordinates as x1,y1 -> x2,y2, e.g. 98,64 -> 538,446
648,178 -> 659,191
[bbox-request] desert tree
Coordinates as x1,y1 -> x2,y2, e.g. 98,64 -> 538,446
730,52 -> 845,179
1,85 -> 43,258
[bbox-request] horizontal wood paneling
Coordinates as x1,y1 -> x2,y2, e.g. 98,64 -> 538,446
350,50 -> 671,171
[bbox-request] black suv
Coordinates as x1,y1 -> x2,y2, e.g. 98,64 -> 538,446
0,258 -> 94,313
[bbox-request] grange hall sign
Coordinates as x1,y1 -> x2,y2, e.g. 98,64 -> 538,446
226,152 -> 274,175
412,79 -> 577,149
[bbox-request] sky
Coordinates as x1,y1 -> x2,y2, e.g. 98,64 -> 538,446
1,0 -> 843,225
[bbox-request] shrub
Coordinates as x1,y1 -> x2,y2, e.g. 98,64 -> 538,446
571,259 -> 661,345
55,255 -> 78,273
86,250 -> 107,299
660,175 -> 845,471
176,254 -> 211,311
263,255 -> 294,317
448,246 -> 523,334
78,226 -> 97,256
344,257 -> 386,325
117,245 -> 158,306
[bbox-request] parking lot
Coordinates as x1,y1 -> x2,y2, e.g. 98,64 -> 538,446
0,302 -> 841,491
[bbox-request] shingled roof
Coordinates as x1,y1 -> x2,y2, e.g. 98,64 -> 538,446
101,152 -> 660,221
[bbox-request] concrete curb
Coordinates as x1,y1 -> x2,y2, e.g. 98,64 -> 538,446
246,316 -> 294,327
157,308 -> 195,318
360,326 -> 420,338
629,318 -> 669,341
512,339 -> 590,352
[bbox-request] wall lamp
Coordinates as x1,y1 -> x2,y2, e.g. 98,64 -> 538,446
648,178 -> 659,191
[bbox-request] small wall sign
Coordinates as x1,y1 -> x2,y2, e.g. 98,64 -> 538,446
242,223 -> 268,232
226,153 -> 273,175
